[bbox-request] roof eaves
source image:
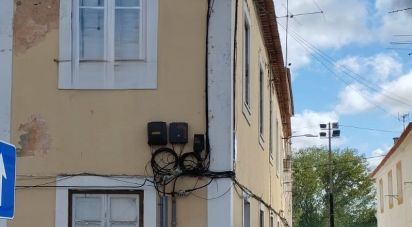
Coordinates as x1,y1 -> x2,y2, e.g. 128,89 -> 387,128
371,123 -> 412,178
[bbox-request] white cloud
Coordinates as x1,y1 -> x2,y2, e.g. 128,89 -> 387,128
336,53 -> 402,82
333,53 -> 411,115
291,110 -> 345,150
375,0 -> 412,40
368,146 -> 390,170
274,0 -> 372,68
374,70 -> 412,114
335,83 -> 373,114
273,0 -> 412,70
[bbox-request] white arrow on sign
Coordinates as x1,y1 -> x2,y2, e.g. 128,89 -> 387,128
0,153 -> 7,207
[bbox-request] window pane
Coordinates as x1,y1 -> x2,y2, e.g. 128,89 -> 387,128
111,224 -> 137,227
79,8 -> 105,60
260,210 -> 264,227
115,9 -> 141,60
244,20 -> 250,107
75,223 -> 102,227
116,0 -> 140,7
244,200 -> 250,227
74,196 -> 103,221
80,0 -> 104,7
110,197 -> 138,222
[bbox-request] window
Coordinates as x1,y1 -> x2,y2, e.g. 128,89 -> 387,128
259,209 -> 264,227
55,176 -> 156,227
379,178 -> 384,213
269,95 -> 273,160
270,214 -> 274,227
243,198 -> 251,227
269,87 -> 274,160
259,64 -> 264,141
275,119 -> 280,175
396,161 -> 403,204
388,170 -> 393,208
58,0 -> 158,89
242,6 -> 251,117
70,190 -> 143,227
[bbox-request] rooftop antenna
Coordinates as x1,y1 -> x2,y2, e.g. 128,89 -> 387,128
277,0 -> 324,68
398,112 -> 410,130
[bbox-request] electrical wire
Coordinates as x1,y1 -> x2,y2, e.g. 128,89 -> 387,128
292,123 -> 401,134
292,154 -> 387,170
15,174 -> 153,190
339,124 -> 401,133
388,7 -> 412,14
276,21 -> 412,109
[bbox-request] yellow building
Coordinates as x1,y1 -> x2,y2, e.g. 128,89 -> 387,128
0,0 -> 293,226
371,123 -> 412,227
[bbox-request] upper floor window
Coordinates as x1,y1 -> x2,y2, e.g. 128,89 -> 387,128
379,178 -> 384,213
388,170 -> 393,209
396,161 -> 403,204
259,64 -> 264,140
242,5 -> 251,118
58,0 -> 158,89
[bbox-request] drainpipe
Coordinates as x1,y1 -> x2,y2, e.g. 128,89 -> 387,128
160,196 -> 168,227
172,194 -> 177,227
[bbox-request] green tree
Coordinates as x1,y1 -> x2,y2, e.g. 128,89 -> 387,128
292,147 -> 377,227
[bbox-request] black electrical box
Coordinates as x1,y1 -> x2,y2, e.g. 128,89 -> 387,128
147,121 -> 167,145
169,122 -> 188,144
193,134 -> 205,153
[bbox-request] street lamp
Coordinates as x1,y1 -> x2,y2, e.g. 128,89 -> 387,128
320,122 -> 340,227
282,134 -> 318,144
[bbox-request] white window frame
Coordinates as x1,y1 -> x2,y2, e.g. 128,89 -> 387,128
269,213 -> 274,227
275,119 -> 280,176
396,161 -> 403,204
258,61 -> 265,148
55,176 -> 156,227
58,0 -> 158,89
388,170 -> 393,208
71,191 -> 142,227
242,2 -> 252,123
379,178 -> 384,213
269,83 -> 274,162
259,204 -> 265,227
243,194 -> 251,227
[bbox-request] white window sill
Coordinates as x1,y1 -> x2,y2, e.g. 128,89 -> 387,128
242,103 -> 252,125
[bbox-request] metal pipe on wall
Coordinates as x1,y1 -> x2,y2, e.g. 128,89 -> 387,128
160,196 -> 168,227
172,195 -> 177,227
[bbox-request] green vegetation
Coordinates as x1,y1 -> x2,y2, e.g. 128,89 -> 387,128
292,147 -> 377,227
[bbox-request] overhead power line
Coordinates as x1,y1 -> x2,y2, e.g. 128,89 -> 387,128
276,23 -> 398,116
390,41 -> 412,45
293,154 -> 387,170
276,21 -> 412,112
339,124 -> 401,133
277,11 -> 323,18
388,7 -> 412,14
293,124 -> 400,134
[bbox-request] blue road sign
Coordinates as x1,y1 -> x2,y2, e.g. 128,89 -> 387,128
0,141 -> 16,219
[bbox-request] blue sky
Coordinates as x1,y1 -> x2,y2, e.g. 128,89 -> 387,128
274,0 -> 412,169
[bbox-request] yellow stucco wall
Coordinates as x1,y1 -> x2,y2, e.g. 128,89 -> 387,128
10,0 -> 208,227
374,131 -> 412,227
232,0 -> 287,225
9,0 -> 289,226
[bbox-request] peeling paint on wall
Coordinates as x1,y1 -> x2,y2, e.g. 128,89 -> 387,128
13,0 -> 59,54
17,114 -> 51,156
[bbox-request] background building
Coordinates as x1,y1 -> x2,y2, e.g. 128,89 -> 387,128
372,123 -> 412,227
1,0 -> 293,226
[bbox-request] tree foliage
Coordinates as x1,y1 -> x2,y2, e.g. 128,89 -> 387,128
292,147 -> 377,227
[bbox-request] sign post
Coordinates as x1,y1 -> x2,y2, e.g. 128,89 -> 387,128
0,141 -> 15,219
